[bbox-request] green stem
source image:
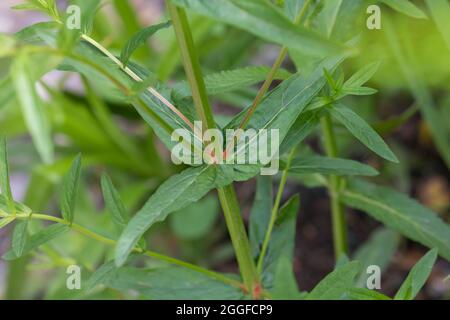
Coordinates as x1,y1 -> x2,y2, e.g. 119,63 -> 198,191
238,0 -> 312,130
13,213 -> 241,288
257,147 -> 296,274
166,1 -> 216,131
166,0 -> 259,296
320,114 -> 348,259
217,185 -> 259,295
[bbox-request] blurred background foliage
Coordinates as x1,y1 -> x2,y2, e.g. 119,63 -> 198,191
0,0 -> 449,299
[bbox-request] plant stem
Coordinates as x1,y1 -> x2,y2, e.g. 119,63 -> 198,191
13,213 -> 241,288
238,0 -> 312,131
217,185 -> 259,294
257,147 -> 296,274
166,2 -> 216,131
166,0 -> 259,296
320,114 -> 348,259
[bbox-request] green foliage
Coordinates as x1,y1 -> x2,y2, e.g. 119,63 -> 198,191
101,174 -> 129,229
330,105 -> 398,163
342,180 -> 450,261
0,138 -> 15,214
172,0 -> 345,56
286,155 -> 378,176
60,154 -> 82,224
394,249 -> 438,300
3,224 -> 69,260
11,54 -> 54,164
1,0 -> 449,301
120,21 -> 172,67
379,0 -> 427,19
12,221 -> 28,257
306,261 -> 361,300
353,228 -> 400,287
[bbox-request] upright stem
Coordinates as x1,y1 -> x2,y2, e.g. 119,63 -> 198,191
320,114 -> 348,259
166,2 -> 216,131
238,0 -> 312,131
257,147 -> 297,274
166,0 -> 259,296
217,185 -> 259,294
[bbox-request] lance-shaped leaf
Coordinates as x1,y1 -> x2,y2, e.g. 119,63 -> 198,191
12,220 -> 28,257
348,288 -> 391,300
115,165 -> 217,266
353,228 -> 400,287
60,154 -> 82,224
286,156 -> 379,176
394,249 -> 438,300
0,216 -> 15,229
101,174 -> 129,229
380,0 -> 427,19
342,179 -> 450,261
11,53 -> 54,164
120,21 -> 172,67
425,0 -> 450,50
88,262 -> 244,300
0,137 -> 15,214
330,105 -> 398,163
225,55 -> 345,161
306,261 -> 361,300
344,62 -> 380,89
249,176 -> 273,258
261,195 -> 300,289
272,255 -> 303,300
3,223 -> 69,260
172,0 -> 345,57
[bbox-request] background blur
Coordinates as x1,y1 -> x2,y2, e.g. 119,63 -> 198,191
0,0 -> 449,299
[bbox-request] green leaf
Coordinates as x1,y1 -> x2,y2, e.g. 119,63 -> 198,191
12,221 -> 28,257
380,0 -> 427,19
170,196 -> 219,240
342,86 -> 377,96
287,155 -> 379,176
115,165 -> 217,266
249,176 -> 273,258
0,216 -> 15,229
101,174 -> 129,229
60,154 -> 82,224
284,0 -> 306,20
120,21 -> 172,66
11,53 -> 54,164
279,111 -> 320,155
0,137 -> 15,214
2,223 -> 69,260
353,228 -> 400,287
330,105 -> 398,163
343,62 -> 381,89
225,55 -> 346,160
394,249 -> 438,300
261,195 -> 300,288
425,0 -> 450,50
271,255 -> 302,300
172,66 -> 291,101
172,0 -> 345,57
0,195 -> 32,216
93,264 -> 244,300
69,0 -> 101,34
306,261 -> 361,300
348,288 -> 391,300
342,179 -> 450,262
